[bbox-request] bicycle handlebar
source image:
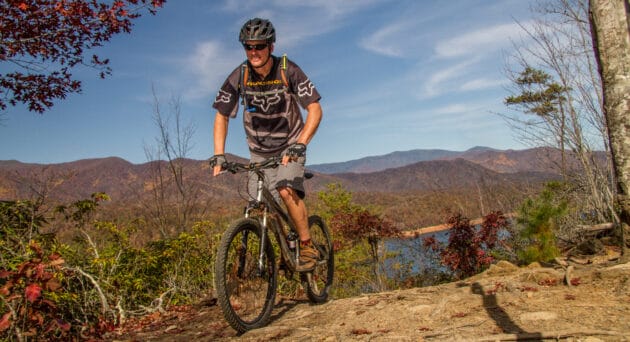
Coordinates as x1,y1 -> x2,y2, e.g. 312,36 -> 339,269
221,156 -> 282,174
219,156 -> 313,180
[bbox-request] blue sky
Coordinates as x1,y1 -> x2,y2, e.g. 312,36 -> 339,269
1,0 -> 537,165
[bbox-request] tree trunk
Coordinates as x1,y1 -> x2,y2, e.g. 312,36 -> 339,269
589,0 -> 630,258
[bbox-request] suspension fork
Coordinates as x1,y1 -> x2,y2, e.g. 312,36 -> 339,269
255,176 -> 269,273
258,210 -> 269,273
241,174 -> 270,275
238,230 -> 248,278
238,207 -> 269,276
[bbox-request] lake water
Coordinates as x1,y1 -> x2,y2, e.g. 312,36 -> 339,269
383,225 -> 511,282
384,230 -> 451,280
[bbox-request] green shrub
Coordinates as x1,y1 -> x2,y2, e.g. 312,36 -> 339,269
0,199 -> 110,340
514,182 -> 567,264
1,195 -> 223,340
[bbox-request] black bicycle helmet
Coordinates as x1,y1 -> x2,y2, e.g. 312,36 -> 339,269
239,18 -> 276,43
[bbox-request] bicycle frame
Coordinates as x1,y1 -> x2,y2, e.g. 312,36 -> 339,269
237,161 -> 301,274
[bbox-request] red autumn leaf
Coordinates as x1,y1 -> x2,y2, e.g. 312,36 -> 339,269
48,252 -> 62,261
46,318 -> 72,333
519,286 -> 538,292
45,278 -> 62,292
17,2 -> 28,11
34,263 -> 45,279
56,319 -> 71,331
31,312 -> 44,326
49,258 -> 65,268
538,278 -> 559,286
0,312 -> 11,332
351,328 -> 372,335
0,282 -> 13,296
25,284 -> 42,303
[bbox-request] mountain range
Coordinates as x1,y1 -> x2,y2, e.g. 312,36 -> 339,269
309,146 -> 571,174
0,146 -> 568,203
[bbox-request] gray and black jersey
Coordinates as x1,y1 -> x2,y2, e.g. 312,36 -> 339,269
213,55 -> 321,155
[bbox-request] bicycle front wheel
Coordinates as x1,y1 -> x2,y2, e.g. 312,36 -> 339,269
215,218 -> 277,333
301,215 -> 334,303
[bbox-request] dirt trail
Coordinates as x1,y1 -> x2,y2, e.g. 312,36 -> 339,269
109,251 -> 630,341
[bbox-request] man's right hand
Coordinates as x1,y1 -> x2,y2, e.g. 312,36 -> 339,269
209,154 -> 227,176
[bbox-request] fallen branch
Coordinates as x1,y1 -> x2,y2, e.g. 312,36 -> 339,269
423,319 -> 488,339
474,329 -> 626,341
146,288 -> 175,314
65,266 -> 111,316
576,222 -> 615,235
402,213 -> 517,238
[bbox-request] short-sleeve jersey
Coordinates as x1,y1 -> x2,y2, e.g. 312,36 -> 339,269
213,55 -> 321,155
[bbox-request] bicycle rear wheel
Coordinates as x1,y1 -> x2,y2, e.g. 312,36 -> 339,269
215,218 -> 277,332
301,215 -> 334,303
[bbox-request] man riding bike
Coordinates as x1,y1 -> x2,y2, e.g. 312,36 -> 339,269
210,18 -> 323,272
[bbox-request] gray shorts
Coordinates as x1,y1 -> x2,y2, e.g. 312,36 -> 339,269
248,151 -> 306,201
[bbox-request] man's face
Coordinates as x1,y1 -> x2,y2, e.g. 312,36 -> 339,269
243,40 -> 273,68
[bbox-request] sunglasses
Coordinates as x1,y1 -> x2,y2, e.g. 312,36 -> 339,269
243,43 -> 268,51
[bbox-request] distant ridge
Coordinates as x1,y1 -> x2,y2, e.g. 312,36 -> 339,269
307,146 -> 498,174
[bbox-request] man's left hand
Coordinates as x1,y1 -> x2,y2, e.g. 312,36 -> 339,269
282,143 -> 306,165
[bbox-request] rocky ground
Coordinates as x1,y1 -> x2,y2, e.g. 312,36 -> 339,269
108,247 -> 630,342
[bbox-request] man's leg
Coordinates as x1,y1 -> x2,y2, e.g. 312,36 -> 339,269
278,186 -> 309,240
279,186 -> 318,271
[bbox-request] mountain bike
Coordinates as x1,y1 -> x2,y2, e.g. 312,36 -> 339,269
214,156 -> 334,333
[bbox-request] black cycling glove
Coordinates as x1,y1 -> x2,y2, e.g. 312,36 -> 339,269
285,143 -> 307,158
209,154 -> 227,168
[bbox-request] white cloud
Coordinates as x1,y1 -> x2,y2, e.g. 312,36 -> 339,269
179,40 -> 241,101
394,20 -> 532,99
359,21 -> 414,58
220,0 -> 385,48
435,22 -> 528,59
272,0 -> 384,17
434,104 -> 469,115
419,58 -> 478,98
460,78 -> 508,91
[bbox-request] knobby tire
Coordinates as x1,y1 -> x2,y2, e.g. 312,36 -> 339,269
301,215 -> 334,303
215,218 -> 277,333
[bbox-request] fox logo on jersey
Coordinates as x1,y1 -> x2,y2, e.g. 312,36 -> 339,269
251,93 -> 282,112
297,79 -> 315,98
215,90 -> 232,104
